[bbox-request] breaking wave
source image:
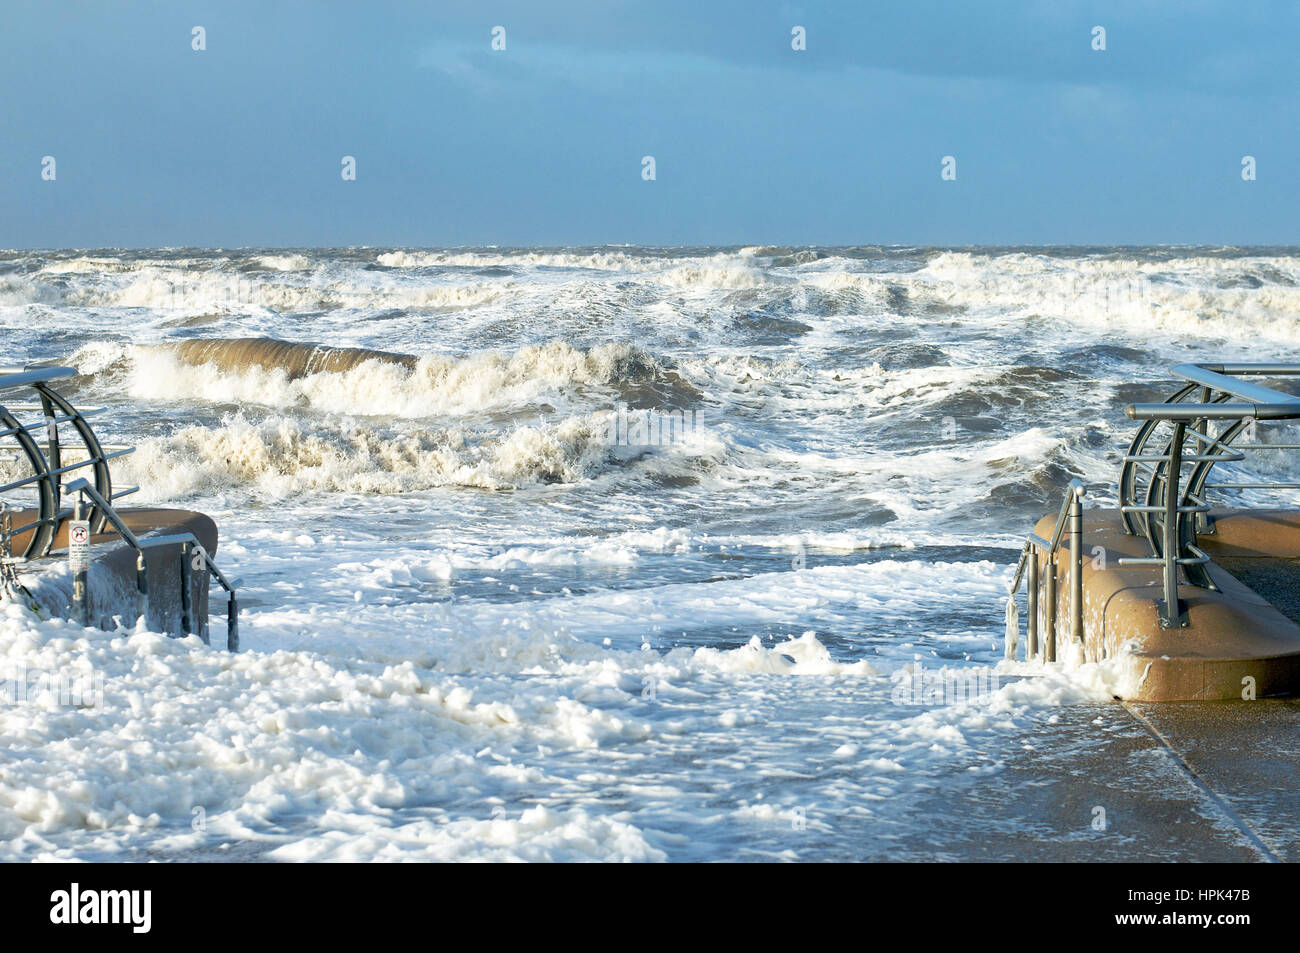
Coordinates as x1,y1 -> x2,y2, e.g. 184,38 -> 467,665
118,413 -> 619,496
83,337 -> 704,418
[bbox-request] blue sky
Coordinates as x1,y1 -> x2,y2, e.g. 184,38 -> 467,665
1,0 -> 1296,247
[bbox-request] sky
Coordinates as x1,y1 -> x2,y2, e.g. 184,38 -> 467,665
1,0 -> 1297,248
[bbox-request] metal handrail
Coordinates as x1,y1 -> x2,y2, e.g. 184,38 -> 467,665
0,366 -> 131,554
64,477 -> 240,650
0,367 -> 78,390
1008,478 -> 1086,663
0,450 -> 133,494
1118,363 -> 1300,627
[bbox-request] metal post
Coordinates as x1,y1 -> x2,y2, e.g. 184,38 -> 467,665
72,498 -> 89,627
39,393 -> 61,514
195,548 -> 210,646
1160,422 -> 1186,627
1195,387 -> 1212,535
0,506 -> 16,600
1043,553 -> 1057,663
1069,489 -> 1084,655
179,541 -> 193,638
135,550 -> 148,627
227,594 -> 239,652
1026,554 -> 1039,660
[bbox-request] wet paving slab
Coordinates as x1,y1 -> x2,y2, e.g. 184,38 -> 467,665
1131,698 -> 1300,862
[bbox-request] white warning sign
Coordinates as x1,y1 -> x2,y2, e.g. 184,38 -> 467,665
68,520 -> 91,571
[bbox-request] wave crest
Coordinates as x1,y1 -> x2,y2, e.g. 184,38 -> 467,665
125,338 -> 700,417
119,413 -> 617,496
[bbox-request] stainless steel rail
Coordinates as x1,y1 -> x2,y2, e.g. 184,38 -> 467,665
1119,363 -> 1300,627
1008,478 -> 1086,663
0,366 -> 135,557
65,478 -> 240,651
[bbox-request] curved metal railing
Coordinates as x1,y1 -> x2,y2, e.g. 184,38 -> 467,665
1120,363 -> 1300,627
0,366 -> 136,558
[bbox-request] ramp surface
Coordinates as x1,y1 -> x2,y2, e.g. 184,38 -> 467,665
1213,557 -> 1300,627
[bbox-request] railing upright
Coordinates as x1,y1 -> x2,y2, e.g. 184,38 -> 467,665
1069,489 -> 1084,648
1043,552 -> 1057,662
179,540 -> 194,640
135,550 -> 148,625
71,496 -> 89,628
1008,479 -> 1085,664
1026,555 -> 1039,660
1160,421 -> 1186,627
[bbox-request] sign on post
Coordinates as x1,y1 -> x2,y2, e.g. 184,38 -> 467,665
68,520 -> 91,572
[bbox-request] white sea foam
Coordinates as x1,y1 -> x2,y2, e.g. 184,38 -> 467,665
0,579 -> 1115,861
